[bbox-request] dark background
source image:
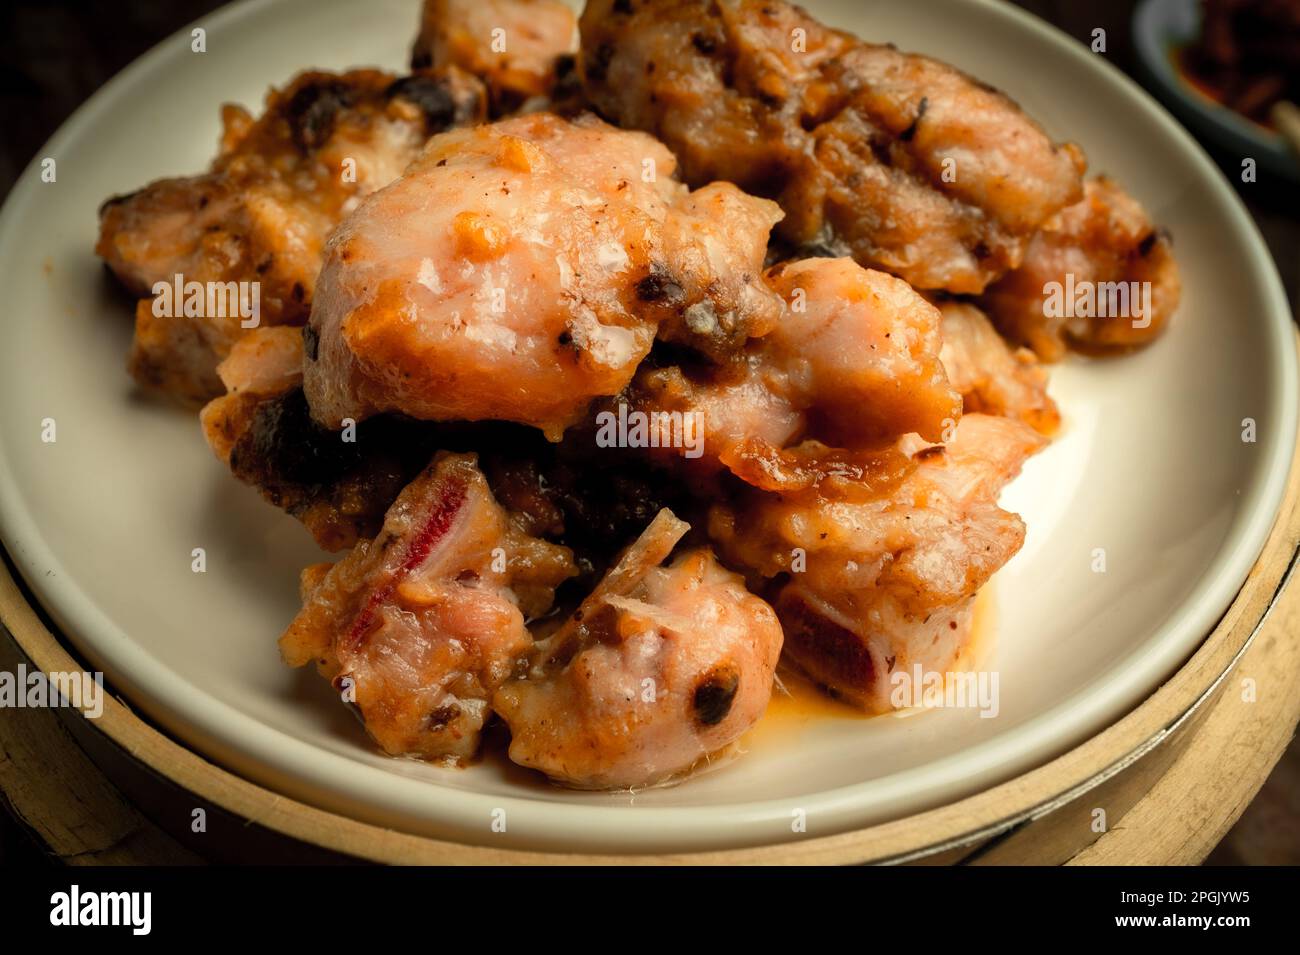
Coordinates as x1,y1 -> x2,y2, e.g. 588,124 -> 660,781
0,0 -> 1295,865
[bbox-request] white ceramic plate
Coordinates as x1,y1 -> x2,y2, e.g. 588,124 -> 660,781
0,0 -> 1294,854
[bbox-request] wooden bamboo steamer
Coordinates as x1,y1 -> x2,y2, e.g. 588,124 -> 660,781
2,354 -> 1298,864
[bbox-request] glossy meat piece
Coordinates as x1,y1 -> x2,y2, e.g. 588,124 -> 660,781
580,0 -> 1085,293
202,326 -> 694,559
493,510 -> 783,789
979,177 -> 1180,360
281,452 -> 576,761
97,68 -> 487,403
937,300 -> 1059,435
709,413 -> 1045,711
803,45 -> 1086,292
201,327 -> 453,551
411,0 -> 578,113
628,356 -> 806,491
763,258 -> 961,444
655,181 -> 790,358
303,112 -> 783,439
627,256 -> 960,489
481,442 -> 696,586
582,0 -> 854,192
201,326 -> 306,465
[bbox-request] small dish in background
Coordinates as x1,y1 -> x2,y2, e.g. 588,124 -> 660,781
1134,0 -> 1299,182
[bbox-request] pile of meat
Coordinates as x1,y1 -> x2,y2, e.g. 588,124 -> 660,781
96,0 -> 1179,790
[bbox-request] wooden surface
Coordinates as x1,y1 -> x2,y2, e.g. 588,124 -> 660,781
1,378 -> 1296,864
0,623 -> 200,865
1073,554 -> 1300,865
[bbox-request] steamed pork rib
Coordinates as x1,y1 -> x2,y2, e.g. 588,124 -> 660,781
580,0 -> 1085,294
201,327 -> 305,467
626,357 -> 805,492
97,68 -> 486,403
482,443 -> 696,586
304,111 -> 784,440
710,414 -> 1045,712
804,45 -> 1085,292
937,300 -> 1059,435
628,256 -> 960,487
203,327 -> 692,556
979,177 -> 1181,361
280,452 -> 576,761
493,510 -> 783,789
201,327 -> 447,551
411,0 -> 578,113
760,258 -> 960,444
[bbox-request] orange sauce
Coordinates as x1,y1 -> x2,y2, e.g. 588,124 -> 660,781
743,588 -> 997,747
955,585 -> 997,676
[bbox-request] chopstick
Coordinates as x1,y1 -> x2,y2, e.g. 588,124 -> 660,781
1271,101 -> 1300,159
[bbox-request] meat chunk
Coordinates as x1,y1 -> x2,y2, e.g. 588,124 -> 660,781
581,0 -> 855,191
493,510 -> 783,789
654,181 -> 790,358
200,327 -> 458,551
709,414 -> 1044,711
979,177 -> 1180,360
803,44 -> 1086,292
280,452 -> 577,761
626,256 -> 960,489
580,0 -> 1085,294
762,258 -> 961,444
97,68 -> 487,403
303,112 -> 783,439
937,300 -> 1059,435
627,356 -> 807,492
411,0 -> 578,113
202,326 -> 697,561
481,443 -> 696,586
200,327 -> 307,467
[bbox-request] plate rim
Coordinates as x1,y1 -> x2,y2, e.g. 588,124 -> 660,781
0,0 -> 1295,852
